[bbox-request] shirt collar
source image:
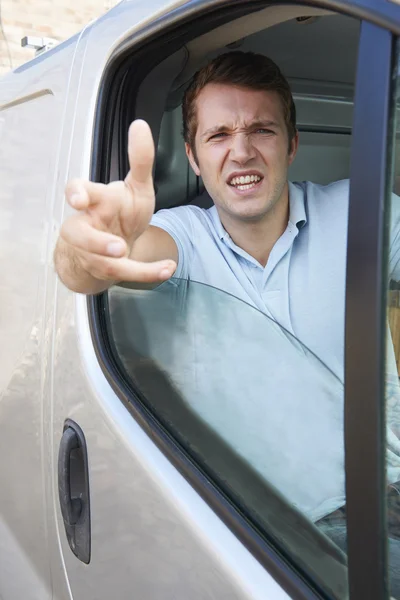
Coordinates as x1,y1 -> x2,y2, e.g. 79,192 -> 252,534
288,181 -> 307,230
208,204 -> 229,241
207,181 -> 307,241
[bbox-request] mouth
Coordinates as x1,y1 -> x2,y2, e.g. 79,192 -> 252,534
227,172 -> 264,192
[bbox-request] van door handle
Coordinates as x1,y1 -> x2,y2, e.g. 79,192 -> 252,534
58,419 -> 91,563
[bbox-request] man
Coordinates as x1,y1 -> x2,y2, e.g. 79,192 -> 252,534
55,52 -> 400,580
55,52 -> 299,296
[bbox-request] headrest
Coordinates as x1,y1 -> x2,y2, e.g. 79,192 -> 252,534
187,189 -> 213,210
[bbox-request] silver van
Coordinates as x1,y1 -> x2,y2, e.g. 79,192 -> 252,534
2,0 -> 400,598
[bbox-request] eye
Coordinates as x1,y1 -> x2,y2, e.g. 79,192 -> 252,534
255,128 -> 274,135
209,132 -> 228,140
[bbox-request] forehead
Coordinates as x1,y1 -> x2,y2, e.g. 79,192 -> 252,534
195,83 -> 285,132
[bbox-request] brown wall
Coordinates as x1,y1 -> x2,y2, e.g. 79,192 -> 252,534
0,0 -> 118,76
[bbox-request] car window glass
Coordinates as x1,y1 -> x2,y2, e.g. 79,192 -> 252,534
107,279 -> 348,597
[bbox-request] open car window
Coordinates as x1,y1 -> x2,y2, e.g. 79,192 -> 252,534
106,278 -> 348,598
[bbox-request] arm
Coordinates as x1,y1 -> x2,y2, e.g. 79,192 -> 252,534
54,225 -> 178,294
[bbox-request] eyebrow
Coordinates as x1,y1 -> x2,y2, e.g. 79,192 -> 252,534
200,120 -> 281,141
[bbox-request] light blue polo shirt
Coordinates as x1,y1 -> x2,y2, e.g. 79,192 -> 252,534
149,179 -> 400,521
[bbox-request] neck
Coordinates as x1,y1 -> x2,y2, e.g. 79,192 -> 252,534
217,183 -> 290,267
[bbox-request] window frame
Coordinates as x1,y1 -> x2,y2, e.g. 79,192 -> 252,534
86,1 -> 400,599
344,21 -> 398,600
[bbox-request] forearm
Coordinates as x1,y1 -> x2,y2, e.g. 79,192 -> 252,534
54,238 -> 115,295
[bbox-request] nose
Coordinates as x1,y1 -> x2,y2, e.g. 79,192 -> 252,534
229,132 -> 256,164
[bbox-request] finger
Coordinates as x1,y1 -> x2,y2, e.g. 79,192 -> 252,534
65,178 -> 112,210
125,120 -> 155,193
61,216 -> 127,257
81,253 -> 177,284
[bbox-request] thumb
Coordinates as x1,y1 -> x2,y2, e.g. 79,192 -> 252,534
126,119 -> 155,192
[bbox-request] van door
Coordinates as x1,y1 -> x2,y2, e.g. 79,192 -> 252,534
48,0 -> 400,599
0,32 -> 87,600
51,3 -> 290,597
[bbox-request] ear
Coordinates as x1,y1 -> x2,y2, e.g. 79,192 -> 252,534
185,142 -> 201,176
288,131 -> 299,166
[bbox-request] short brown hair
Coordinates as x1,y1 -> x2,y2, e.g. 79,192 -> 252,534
182,51 -> 296,156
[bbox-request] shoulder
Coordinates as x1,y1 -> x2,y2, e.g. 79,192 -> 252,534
151,204 -> 205,228
152,203 -> 216,229
296,179 -> 350,216
150,204 -> 219,246
303,179 -> 350,200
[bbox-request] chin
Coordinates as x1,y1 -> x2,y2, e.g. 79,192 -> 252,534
229,206 -> 268,223
227,198 -> 270,221
240,212 -> 267,223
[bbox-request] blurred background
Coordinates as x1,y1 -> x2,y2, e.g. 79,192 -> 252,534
0,0 -> 120,76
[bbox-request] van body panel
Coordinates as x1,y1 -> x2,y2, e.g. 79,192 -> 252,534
0,29 -> 83,600
50,294 -> 289,600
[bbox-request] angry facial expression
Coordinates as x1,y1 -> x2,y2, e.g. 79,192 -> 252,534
186,83 -> 298,224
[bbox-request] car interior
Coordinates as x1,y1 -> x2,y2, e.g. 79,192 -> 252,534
142,8 -> 358,210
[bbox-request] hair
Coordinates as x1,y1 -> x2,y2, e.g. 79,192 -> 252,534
182,51 -> 296,159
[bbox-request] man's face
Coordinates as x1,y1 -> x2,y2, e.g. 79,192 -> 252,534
186,83 -> 298,223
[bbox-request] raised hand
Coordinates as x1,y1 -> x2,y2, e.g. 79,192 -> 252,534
56,120 -> 177,293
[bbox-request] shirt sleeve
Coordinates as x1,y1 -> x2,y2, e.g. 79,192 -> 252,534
389,192 -> 400,282
150,206 -> 195,280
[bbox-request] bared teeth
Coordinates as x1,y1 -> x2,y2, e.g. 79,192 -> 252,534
237,183 -> 256,190
230,174 -> 261,186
